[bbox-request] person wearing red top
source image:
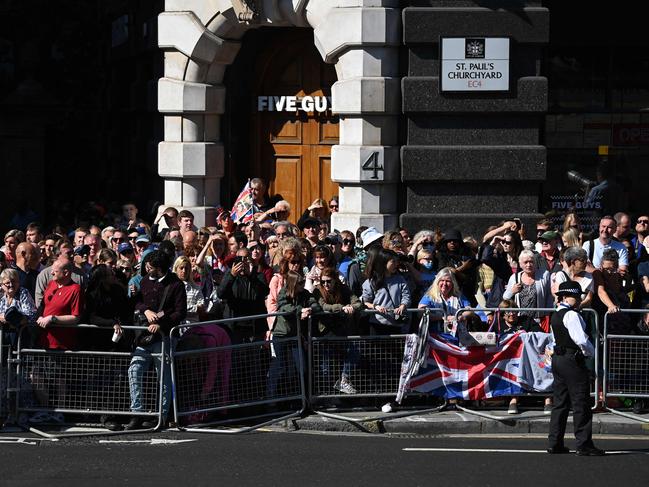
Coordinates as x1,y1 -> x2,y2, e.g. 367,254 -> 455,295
36,259 -> 82,350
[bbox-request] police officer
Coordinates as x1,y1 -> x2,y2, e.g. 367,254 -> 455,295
547,280 -> 605,456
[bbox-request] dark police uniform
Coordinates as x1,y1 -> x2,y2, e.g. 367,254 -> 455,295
547,280 -> 604,456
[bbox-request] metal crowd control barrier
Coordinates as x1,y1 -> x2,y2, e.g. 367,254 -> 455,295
307,308 -> 447,429
169,311 -> 307,434
603,309 -> 649,423
451,306 -> 600,421
13,324 -> 165,438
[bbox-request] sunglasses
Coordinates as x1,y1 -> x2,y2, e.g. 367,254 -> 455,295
329,205 -> 339,209
321,279 -> 334,285
289,260 -> 301,265
502,240 -> 514,245
638,220 -> 649,225
342,239 -> 354,245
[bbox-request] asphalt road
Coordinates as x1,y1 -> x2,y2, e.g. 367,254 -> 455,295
1,430 -> 648,486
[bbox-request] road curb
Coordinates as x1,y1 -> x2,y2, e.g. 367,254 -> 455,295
286,411 -> 649,436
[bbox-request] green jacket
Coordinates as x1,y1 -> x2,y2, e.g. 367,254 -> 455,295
311,286 -> 363,336
274,288 -> 321,337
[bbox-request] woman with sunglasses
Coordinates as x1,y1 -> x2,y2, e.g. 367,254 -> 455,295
478,230 -> 522,308
266,240 -> 305,335
312,267 -> 363,394
267,270 -> 321,398
337,230 -> 363,296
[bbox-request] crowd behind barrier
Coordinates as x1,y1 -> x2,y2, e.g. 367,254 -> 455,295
3,305 -> 649,435
2,185 -> 649,432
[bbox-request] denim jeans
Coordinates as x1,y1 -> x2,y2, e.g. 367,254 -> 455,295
128,338 -> 171,417
266,339 -> 302,399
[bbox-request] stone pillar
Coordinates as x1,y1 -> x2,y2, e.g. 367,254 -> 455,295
308,1 -> 402,233
400,1 -> 549,238
157,3 -> 242,226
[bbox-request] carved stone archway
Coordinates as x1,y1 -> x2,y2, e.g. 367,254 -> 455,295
157,0 -> 400,231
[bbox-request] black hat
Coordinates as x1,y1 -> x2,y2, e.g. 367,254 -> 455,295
301,217 -> 320,230
442,229 -> 463,243
556,280 -> 582,299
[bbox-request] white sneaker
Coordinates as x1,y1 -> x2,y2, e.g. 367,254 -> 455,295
335,377 -> 357,395
381,402 -> 394,413
507,402 -> 519,415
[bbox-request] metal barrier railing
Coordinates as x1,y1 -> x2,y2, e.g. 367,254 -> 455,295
451,307 -> 600,419
13,324 -> 165,438
169,311 -> 307,434
307,309 -> 447,429
603,309 -> 649,423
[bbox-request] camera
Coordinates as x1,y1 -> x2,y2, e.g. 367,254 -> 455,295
397,253 -> 415,264
566,170 -> 595,189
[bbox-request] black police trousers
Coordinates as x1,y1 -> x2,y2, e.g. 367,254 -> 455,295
548,353 -> 595,450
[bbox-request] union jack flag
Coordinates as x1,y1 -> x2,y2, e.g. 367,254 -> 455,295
407,333 -> 525,400
230,180 -> 254,224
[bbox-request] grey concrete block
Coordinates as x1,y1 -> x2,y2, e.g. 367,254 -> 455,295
401,145 -> 546,181
402,77 -> 547,113
406,182 -> 540,213
403,6 -> 549,44
407,115 -> 539,145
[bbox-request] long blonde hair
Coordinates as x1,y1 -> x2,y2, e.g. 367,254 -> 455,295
426,267 -> 461,302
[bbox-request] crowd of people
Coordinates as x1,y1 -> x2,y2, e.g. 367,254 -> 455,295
2,175 -> 649,427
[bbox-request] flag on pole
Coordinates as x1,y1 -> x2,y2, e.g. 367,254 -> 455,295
230,179 -> 254,224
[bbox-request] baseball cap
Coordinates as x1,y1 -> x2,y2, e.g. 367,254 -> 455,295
135,235 -> 150,244
73,244 -> 91,257
360,227 -> 383,249
539,230 -> 560,242
117,242 -> 134,254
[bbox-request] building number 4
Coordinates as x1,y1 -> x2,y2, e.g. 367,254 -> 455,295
361,152 -> 383,179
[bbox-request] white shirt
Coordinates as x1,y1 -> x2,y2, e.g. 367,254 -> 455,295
582,238 -> 628,268
552,303 -> 595,357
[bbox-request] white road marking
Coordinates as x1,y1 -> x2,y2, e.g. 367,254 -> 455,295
404,447 -> 545,454
0,438 -> 39,445
99,438 -> 197,445
404,447 -> 649,455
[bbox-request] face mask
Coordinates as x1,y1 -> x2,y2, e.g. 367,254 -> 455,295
422,261 -> 434,271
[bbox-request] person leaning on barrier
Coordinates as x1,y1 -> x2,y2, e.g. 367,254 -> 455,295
0,267 -> 38,348
362,248 -> 411,334
36,258 -> 83,350
126,250 -> 186,430
312,267 -> 363,395
547,280 -> 605,456
418,267 -> 471,334
267,270 -> 321,399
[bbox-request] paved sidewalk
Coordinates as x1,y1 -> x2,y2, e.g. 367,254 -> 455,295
287,409 -> 649,436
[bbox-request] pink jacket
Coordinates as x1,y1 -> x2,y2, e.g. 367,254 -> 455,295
265,273 -> 284,329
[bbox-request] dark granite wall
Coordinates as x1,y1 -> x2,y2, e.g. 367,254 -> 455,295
400,0 -> 549,239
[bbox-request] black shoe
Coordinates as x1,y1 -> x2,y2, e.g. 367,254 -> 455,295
547,446 -> 570,454
124,417 -> 144,431
633,400 -> 643,415
103,419 -> 123,432
576,447 -> 605,456
141,418 -> 161,429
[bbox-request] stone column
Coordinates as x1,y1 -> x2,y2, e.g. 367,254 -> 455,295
157,3 -> 243,226
400,1 -> 549,237
307,1 -> 402,233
